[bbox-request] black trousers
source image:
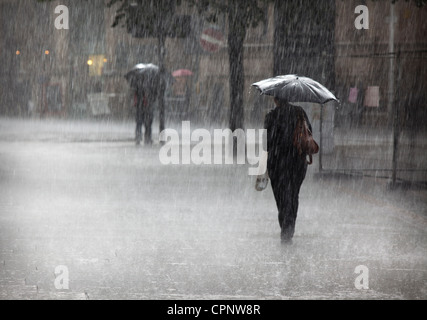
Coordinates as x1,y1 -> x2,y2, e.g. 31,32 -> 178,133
268,156 -> 307,241
135,105 -> 153,144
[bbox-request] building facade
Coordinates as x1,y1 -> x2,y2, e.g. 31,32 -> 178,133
1,0 -> 426,129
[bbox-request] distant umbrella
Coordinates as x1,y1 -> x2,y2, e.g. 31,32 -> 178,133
125,63 -> 159,83
124,63 -> 168,91
252,74 -> 338,105
172,69 -> 193,77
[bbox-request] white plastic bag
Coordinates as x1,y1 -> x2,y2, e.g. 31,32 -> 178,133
255,151 -> 269,191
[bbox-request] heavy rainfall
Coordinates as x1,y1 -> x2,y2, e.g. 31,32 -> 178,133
0,0 -> 426,301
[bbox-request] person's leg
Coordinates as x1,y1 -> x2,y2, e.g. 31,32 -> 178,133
281,162 -> 308,241
280,181 -> 295,242
135,105 -> 142,145
269,170 -> 293,239
280,187 -> 303,241
268,168 -> 283,227
144,110 -> 153,144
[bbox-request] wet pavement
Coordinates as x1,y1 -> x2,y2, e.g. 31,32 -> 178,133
0,118 -> 426,300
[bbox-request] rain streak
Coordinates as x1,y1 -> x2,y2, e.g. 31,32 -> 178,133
0,0 -> 426,302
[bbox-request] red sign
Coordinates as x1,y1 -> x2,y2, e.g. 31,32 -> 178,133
199,28 -> 224,53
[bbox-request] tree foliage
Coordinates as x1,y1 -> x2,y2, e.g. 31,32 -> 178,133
189,0 -> 267,29
107,0 -> 182,37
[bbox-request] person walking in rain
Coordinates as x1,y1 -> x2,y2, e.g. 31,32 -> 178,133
134,78 -> 159,145
125,63 -> 161,145
263,97 -> 313,243
253,74 -> 337,243
135,87 -> 153,145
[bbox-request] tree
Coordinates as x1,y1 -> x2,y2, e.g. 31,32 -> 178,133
273,0 -> 336,90
107,0 -> 185,133
190,0 -> 267,132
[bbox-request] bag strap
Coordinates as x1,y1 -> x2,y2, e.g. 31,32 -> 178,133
299,109 -> 313,134
297,109 -> 314,165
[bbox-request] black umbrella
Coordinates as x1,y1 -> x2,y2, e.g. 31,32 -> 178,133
125,63 -> 175,90
125,63 -> 159,79
124,63 -> 160,89
251,74 -> 339,104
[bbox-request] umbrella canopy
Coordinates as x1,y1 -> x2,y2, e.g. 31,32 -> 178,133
124,63 -> 162,90
251,74 -> 339,105
172,69 -> 193,77
125,63 -> 159,81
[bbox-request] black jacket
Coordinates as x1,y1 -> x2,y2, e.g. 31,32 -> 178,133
264,103 -> 312,174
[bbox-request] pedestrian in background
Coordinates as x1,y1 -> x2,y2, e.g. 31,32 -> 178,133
125,64 -> 160,145
135,80 -> 158,145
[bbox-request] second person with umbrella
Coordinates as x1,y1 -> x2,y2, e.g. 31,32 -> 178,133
125,63 -> 160,145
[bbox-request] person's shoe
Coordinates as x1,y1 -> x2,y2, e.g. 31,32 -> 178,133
135,130 -> 142,145
280,227 -> 294,244
281,236 -> 293,245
